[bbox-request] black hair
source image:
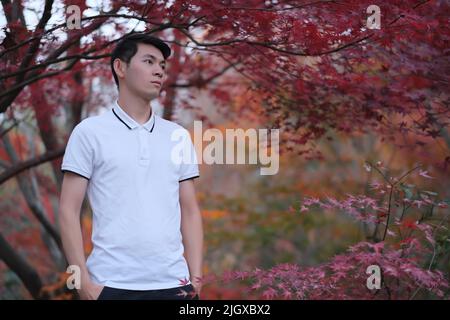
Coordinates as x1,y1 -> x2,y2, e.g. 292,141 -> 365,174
110,33 -> 171,87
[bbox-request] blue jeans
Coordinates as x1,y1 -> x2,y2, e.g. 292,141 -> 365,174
97,284 -> 199,300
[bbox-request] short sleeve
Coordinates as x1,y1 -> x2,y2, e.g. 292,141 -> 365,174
61,124 -> 94,180
178,129 -> 200,182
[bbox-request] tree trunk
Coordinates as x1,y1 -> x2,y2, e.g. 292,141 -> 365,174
0,233 -> 43,299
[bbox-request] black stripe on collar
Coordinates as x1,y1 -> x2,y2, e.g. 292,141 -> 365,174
112,108 -> 131,130
150,118 -> 156,133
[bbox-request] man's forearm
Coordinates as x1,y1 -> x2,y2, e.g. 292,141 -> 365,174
181,209 -> 204,283
59,211 -> 91,284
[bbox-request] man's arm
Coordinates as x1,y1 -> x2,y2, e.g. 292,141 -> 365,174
180,179 -> 204,296
59,172 -> 103,300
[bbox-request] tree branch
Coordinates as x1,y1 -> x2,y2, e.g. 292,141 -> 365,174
0,147 -> 65,185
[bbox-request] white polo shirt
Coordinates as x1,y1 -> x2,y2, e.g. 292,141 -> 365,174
61,101 -> 200,290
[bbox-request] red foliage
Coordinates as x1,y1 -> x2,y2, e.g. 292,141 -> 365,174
202,161 -> 449,299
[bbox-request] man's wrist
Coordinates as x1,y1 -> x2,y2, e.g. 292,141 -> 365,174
80,275 -> 93,288
190,275 -> 203,288
190,274 -> 202,282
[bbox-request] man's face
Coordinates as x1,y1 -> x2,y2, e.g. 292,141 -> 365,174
120,43 -> 167,100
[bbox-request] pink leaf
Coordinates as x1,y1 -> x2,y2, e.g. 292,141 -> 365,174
418,169 -> 434,179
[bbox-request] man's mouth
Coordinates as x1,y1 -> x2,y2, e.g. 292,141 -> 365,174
151,81 -> 161,87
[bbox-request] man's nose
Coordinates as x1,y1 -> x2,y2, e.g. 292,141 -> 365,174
153,68 -> 163,78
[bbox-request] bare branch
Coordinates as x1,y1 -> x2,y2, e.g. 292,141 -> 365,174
0,147 -> 65,185
170,62 -> 237,88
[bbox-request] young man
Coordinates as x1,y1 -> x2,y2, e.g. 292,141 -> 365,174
59,33 -> 203,300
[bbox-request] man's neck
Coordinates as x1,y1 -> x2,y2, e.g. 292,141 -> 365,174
117,89 -> 152,125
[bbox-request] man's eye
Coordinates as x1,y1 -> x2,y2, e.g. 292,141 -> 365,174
145,59 -> 153,64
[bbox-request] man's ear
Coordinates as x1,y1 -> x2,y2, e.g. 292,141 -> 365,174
113,58 -> 127,80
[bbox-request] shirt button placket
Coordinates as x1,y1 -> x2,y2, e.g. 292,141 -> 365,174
138,127 -> 150,166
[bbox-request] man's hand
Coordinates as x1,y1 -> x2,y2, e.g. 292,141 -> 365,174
78,280 -> 104,300
191,277 -> 202,297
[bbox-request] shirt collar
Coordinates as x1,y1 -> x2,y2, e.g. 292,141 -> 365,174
112,100 -> 156,133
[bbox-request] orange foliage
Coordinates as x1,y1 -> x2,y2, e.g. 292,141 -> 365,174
202,210 -> 227,219
39,272 -> 75,300
0,131 -> 29,160
81,214 -> 93,254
